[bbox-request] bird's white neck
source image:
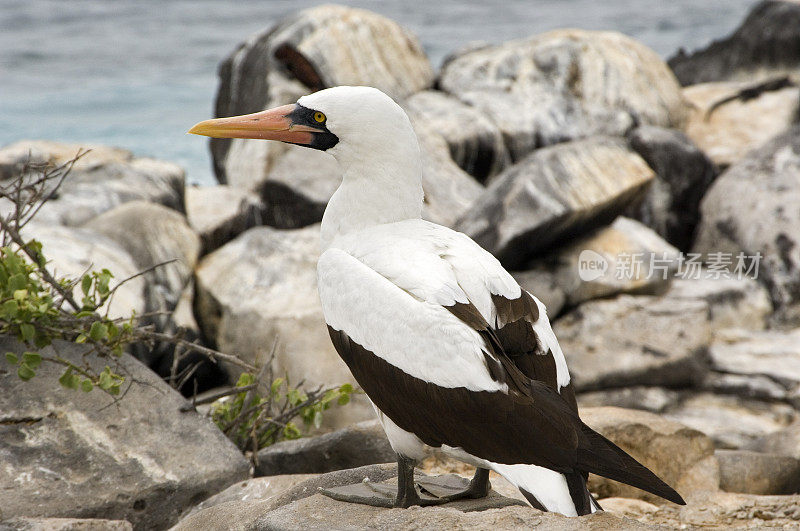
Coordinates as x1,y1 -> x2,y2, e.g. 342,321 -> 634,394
320,137 -> 423,250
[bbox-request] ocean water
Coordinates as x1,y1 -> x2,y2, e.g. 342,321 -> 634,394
1,0 -> 757,185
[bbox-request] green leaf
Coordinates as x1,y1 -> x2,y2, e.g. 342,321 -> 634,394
17,363 -> 36,380
75,333 -> 87,344
5,352 -> 18,365
109,384 -> 121,396
13,289 -> 28,301
22,351 -> 41,370
8,273 -> 26,292
98,370 -> 114,390
2,300 -> 18,318
59,368 -> 79,390
313,410 -> 323,429
81,275 -> 92,296
81,379 -> 93,392
89,321 -> 108,341
270,377 -> 284,395
19,323 -> 35,342
337,394 -> 350,406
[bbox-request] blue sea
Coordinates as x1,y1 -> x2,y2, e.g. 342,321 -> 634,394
1,0 -> 757,185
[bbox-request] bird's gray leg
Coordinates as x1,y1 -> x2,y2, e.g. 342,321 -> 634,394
394,454 -> 423,508
464,467 -> 491,498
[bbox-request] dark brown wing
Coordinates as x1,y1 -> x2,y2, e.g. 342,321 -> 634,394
446,292 -> 578,412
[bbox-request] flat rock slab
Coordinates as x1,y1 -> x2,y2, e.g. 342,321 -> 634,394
0,337 -> 249,530
255,419 -> 394,476
0,517 -> 133,530
254,494 -> 655,531
185,185 -> 265,254
682,81 -> 799,169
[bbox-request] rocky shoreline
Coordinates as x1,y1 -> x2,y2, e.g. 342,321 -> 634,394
2,1 -> 800,529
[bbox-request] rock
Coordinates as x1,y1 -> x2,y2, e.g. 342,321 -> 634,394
674,491 -> 800,528
510,269 -> 566,318
20,224 -> 145,320
693,126 -> 800,324
0,139 -> 131,180
577,387 -> 680,414
664,276 -> 773,332
455,136 -> 655,268
183,474 -> 315,517
581,407 -> 718,503
748,421 -> 800,459
598,498 -> 661,520
0,337 -> 249,530
625,126 -> 719,249
716,449 -> 800,495
554,295 -> 710,391
0,140 -> 185,226
702,372 -> 790,403
410,119 -> 486,228
668,0 -> 800,85
211,5 -> 433,188
255,420 -> 394,476
251,493 -> 648,531
440,29 -> 687,160
664,393 -> 797,449
404,90 -> 510,182
706,328 -> 800,402
185,185 -> 265,254
83,201 -> 200,309
527,217 -> 679,307
194,225 -> 372,428
0,517 -> 133,530
682,81 -> 799,168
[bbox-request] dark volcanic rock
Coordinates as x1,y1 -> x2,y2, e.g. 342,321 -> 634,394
0,337 -> 249,530
693,126 -> 800,324
255,420 -> 395,476
455,136 -> 654,268
668,0 -> 800,85
440,29 -> 687,161
716,449 -> 800,495
625,126 -> 718,250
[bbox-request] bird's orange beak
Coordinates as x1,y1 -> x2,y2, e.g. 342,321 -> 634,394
188,104 -> 319,144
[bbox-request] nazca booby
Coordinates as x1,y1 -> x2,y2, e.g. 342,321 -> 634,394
189,86 -> 685,516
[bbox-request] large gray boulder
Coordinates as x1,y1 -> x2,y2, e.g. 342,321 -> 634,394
185,185 -> 266,254
455,136 -> 654,268
440,30 -> 687,161
716,449 -> 800,495
706,328 -> 800,403
693,126 -> 800,324
0,140 -> 185,227
20,224 -> 145,321
748,421 -> 800,459
83,201 -> 200,311
525,216 -> 679,307
404,90 -> 510,182
0,337 -> 249,530
211,5 -> 433,189
581,407 -> 718,503
682,81 -> 799,169
664,393 -> 797,449
668,0 -> 800,85
554,294 -> 711,391
194,225 -> 373,428
625,126 -> 718,249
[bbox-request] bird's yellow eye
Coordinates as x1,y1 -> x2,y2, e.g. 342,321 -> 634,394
313,111 -> 326,123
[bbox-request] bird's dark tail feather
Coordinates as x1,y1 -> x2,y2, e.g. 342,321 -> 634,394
576,424 -> 686,506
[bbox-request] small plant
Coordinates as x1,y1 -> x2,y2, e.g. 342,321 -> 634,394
211,370 -> 355,458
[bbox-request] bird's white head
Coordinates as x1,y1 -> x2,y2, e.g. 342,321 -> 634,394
189,85 -> 419,172
189,86 -> 424,248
